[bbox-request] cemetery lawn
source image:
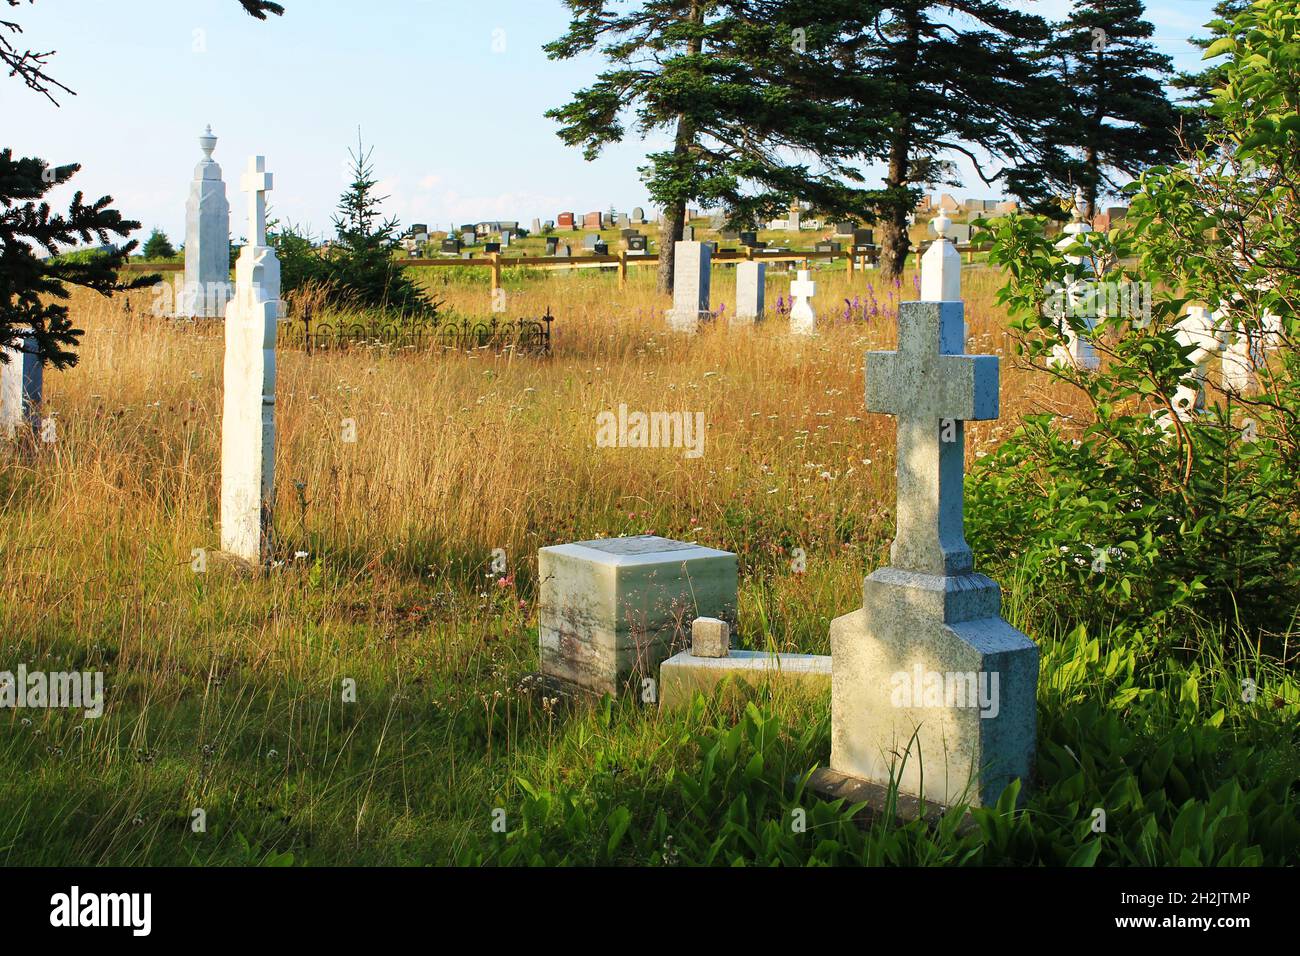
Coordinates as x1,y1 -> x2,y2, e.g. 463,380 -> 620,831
1,266 -> 1296,866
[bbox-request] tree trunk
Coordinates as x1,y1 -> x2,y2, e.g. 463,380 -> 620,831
878,137 -> 912,282
656,0 -> 703,295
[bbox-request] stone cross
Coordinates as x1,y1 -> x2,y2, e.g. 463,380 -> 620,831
865,228 -> 998,575
826,210 -> 1038,810
220,155 -> 280,565
789,268 -> 816,335
241,155 -> 273,249
182,125 -> 231,317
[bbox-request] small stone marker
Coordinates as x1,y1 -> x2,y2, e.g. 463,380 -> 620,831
667,240 -> 711,333
734,260 -> 766,324
824,212 -> 1039,810
691,617 -> 730,658
220,155 -> 280,565
182,126 -> 231,317
538,535 -> 738,696
1,331 -> 42,441
789,268 -> 816,335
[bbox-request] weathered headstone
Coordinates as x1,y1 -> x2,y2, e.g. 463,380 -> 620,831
631,206 -> 645,224
461,231 -> 475,246
582,233 -> 600,250
545,236 -> 560,255
584,211 -> 602,230
627,235 -> 648,252
182,126 -> 231,317
825,213 -> 1038,809
682,225 -> 695,241
735,260 -> 766,325
593,240 -> 609,255
789,269 -> 816,335
667,241 -> 711,333
1,332 -> 42,441
616,213 -> 630,229
531,218 -> 542,234
538,535 -> 738,696
220,156 -> 280,565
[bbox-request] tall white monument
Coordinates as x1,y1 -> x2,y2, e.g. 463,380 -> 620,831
734,260 -> 766,324
183,126 -> 232,318
220,156 -> 279,564
826,213 -> 1039,809
1,332 -> 42,441
1049,192 -> 1101,371
667,241 -> 711,332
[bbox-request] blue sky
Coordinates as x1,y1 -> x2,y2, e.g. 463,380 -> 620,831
2,0 -> 1221,243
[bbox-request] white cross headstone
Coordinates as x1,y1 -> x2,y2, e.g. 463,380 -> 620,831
220,155 -> 280,564
734,260 -> 766,324
1,331 -> 43,441
826,224 -> 1039,809
789,268 -> 816,335
1162,305 -> 1231,424
1049,191 -> 1100,371
667,240 -> 711,333
181,125 -> 231,318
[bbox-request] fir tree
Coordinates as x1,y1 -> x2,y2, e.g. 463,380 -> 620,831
141,228 -> 177,260
1037,0 -> 1181,220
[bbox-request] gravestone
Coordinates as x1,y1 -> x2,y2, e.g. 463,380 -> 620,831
602,213 -> 614,229
500,231 -> 511,248
833,221 -> 855,236
544,220 -> 554,231
667,241 -> 711,333
734,261 -> 766,325
788,205 -> 802,231
538,535 -> 738,696
441,238 -> 460,254
815,241 -> 841,254
617,213 -> 630,229
410,223 -> 428,236
545,236 -> 559,255
593,241 -> 609,255
484,241 -> 501,254
1,332 -> 42,441
460,231 -> 475,246
824,212 -> 1038,809
789,269 -> 816,335
220,156 -> 280,565
584,211 -> 602,230
560,243 -> 572,257
626,235 -> 647,252
1161,306 -> 1231,424
720,228 -> 739,241
739,230 -> 758,246
582,233 -> 600,250
557,212 -> 575,229
682,225 -> 695,241
853,228 -> 873,246
182,126 -> 231,318
531,218 -> 542,234
1049,194 -> 1100,371
631,206 -> 645,224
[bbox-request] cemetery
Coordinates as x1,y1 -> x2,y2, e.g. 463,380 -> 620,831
0,0 -> 1298,884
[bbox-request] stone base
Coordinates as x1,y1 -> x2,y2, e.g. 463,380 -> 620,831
658,650 -> 830,710
666,309 -> 709,333
805,768 -> 976,833
830,568 -> 1039,809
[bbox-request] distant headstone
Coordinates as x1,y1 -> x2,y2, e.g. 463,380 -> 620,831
682,225 -> 695,241
631,206 -> 645,223
739,230 -> 758,246
788,206 -> 802,231
1,332 -> 42,441
557,212 -> 576,229
484,241 -> 501,253
853,228 -> 873,246
584,211 -> 602,230
461,231 -> 475,246
221,155 -> 279,565
560,243 -> 572,257
789,269 -> 816,335
182,126 -> 231,317
410,222 -> 428,235
531,218 -> 542,234
833,221 -> 855,236
441,238 -> 460,254
815,241 -> 841,254
667,241 -> 711,333
583,233 -> 600,250
626,235 -> 647,252
720,228 -> 739,241
594,241 -> 609,255
545,236 -> 559,255
734,261 -> 766,325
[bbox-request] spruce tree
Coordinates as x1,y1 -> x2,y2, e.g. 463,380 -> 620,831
1171,0 -> 1252,110
1038,0 -> 1180,220
142,228 -> 177,260
546,0 -> 882,292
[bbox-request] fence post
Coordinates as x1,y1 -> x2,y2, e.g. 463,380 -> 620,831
490,253 -> 502,297
618,249 -> 628,290
845,249 -> 856,281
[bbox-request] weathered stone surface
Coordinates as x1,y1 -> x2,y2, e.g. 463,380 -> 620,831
182,126 -> 231,318
538,535 -> 737,695
667,241 -> 711,333
220,156 -> 279,564
829,570 -> 1038,808
691,616 -> 730,658
659,649 -> 830,711
734,260 -> 766,324
0,332 -> 42,441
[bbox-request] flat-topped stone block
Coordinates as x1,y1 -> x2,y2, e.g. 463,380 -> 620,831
538,535 -> 737,696
691,616 -> 730,657
659,649 -> 831,711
